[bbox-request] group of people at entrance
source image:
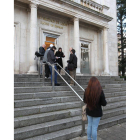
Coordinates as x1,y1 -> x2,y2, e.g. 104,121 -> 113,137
39,44 -> 77,86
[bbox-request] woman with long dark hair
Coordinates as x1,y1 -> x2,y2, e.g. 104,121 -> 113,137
83,76 -> 107,140
55,47 -> 65,74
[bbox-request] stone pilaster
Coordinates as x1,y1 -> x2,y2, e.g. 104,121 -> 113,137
27,2 -> 38,74
95,30 -> 101,75
74,17 -> 80,74
103,27 -> 110,75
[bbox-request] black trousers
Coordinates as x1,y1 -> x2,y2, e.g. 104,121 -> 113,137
45,64 -> 51,78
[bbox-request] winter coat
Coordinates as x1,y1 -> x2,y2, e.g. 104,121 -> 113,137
43,47 -> 51,63
47,49 -> 56,64
55,51 -> 65,69
83,90 -> 107,117
67,54 -> 77,71
39,46 -> 45,60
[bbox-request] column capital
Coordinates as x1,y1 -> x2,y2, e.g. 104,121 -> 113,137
103,27 -> 109,30
74,17 -> 79,21
29,1 -> 38,9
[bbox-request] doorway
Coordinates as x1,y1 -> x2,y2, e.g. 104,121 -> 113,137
81,42 -> 90,74
44,33 -> 59,50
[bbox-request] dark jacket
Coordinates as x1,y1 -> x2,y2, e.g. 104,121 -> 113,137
39,46 -> 45,60
83,90 -> 107,117
47,49 -> 56,64
67,54 -> 77,70
43,47 -> 51,62
55,51 -> 65,69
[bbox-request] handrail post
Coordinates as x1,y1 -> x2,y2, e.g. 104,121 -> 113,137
42,63 -> 45,86
38,58 -> 40,78
80,101 -> 86,137
52,64 -> 55,91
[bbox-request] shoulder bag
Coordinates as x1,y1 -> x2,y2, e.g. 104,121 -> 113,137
82,104 -> 87,121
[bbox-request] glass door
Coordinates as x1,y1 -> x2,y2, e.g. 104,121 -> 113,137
81,43 -> 90,74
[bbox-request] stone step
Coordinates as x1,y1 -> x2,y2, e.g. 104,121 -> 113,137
14,91 -> 126,100
14,106 -> 125,129
14,78 -> 125,84
14,86 -> 86,93
14,81 -> 126,87
14,85 -> 126,93
14,100 -> 126,118
111,77 -> 124,81
14,95 -> 126,108
14,116 -> 82,140
101,107 -> 126,120
105,84 -> 123,88
23,114 -> 126,140
14,96 -> 80,108
14,101 -> 81,118
14,108 -> 81,129
14,75 -> 123,80
14,74 -> 120,79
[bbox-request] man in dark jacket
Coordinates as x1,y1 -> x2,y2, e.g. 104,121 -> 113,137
43,44 -> 53,78
47,46 -> 60,86
67,49 -> 77,86
39,44 -> 46,75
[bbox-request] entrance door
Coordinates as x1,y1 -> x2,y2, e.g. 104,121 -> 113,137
45,37 -> 55,50
44,33 -> 59,50
81,43 -> 90,74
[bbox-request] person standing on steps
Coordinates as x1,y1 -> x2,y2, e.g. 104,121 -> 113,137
83,76 -> 107,140
67,49 -> 77,86
39,44 -> 46,75
55,47 -> 65,74
43,44 -> 53,78
47,46 -> 60,86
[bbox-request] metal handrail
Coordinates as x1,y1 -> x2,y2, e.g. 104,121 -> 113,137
54,63 -> 85,92
41,60 -> 86,136
46,61 -> 83,101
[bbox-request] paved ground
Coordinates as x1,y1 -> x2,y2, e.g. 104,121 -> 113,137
71,123 -> 126,140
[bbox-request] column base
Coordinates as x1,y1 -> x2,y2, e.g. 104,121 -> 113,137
27,65 -> 38,75
95,71 -> 99,76
76,68 -> 81,74
27,72 -> 38,75
101,71 -> 110,76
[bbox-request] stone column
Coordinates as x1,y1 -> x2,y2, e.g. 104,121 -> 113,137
95,31 -> 100,75
74,17 -> 80,74
103,27 -> 109,75
27,2 -> 38,74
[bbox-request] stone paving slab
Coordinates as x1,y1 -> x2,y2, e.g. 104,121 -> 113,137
71,123 -> 126,140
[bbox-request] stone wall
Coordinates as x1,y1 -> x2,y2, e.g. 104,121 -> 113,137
14,5 -> 29,74
105,0 -> 118,76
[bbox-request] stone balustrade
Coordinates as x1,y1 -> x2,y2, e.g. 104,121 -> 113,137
70,0 -> 109,13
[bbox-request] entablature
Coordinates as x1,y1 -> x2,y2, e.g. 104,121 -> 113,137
15,0 -> 113,28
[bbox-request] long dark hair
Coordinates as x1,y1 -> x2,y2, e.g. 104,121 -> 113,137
85,77 -> 102,110
58,47 -> 62,52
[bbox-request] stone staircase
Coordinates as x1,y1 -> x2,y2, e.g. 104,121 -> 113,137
14,75 -> 126,140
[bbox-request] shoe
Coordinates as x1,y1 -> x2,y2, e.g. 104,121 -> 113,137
55,83 -> 60,86
45,76 -> 51,79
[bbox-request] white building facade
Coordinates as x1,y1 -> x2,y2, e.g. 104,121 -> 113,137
14,0 -> 118,76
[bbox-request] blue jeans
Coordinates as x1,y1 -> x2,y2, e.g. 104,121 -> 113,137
49,65 -> 57,84
87,115 -> 101,140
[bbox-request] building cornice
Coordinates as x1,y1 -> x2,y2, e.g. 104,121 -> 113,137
15,0 -> 112,27
59,0 -> 113,21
